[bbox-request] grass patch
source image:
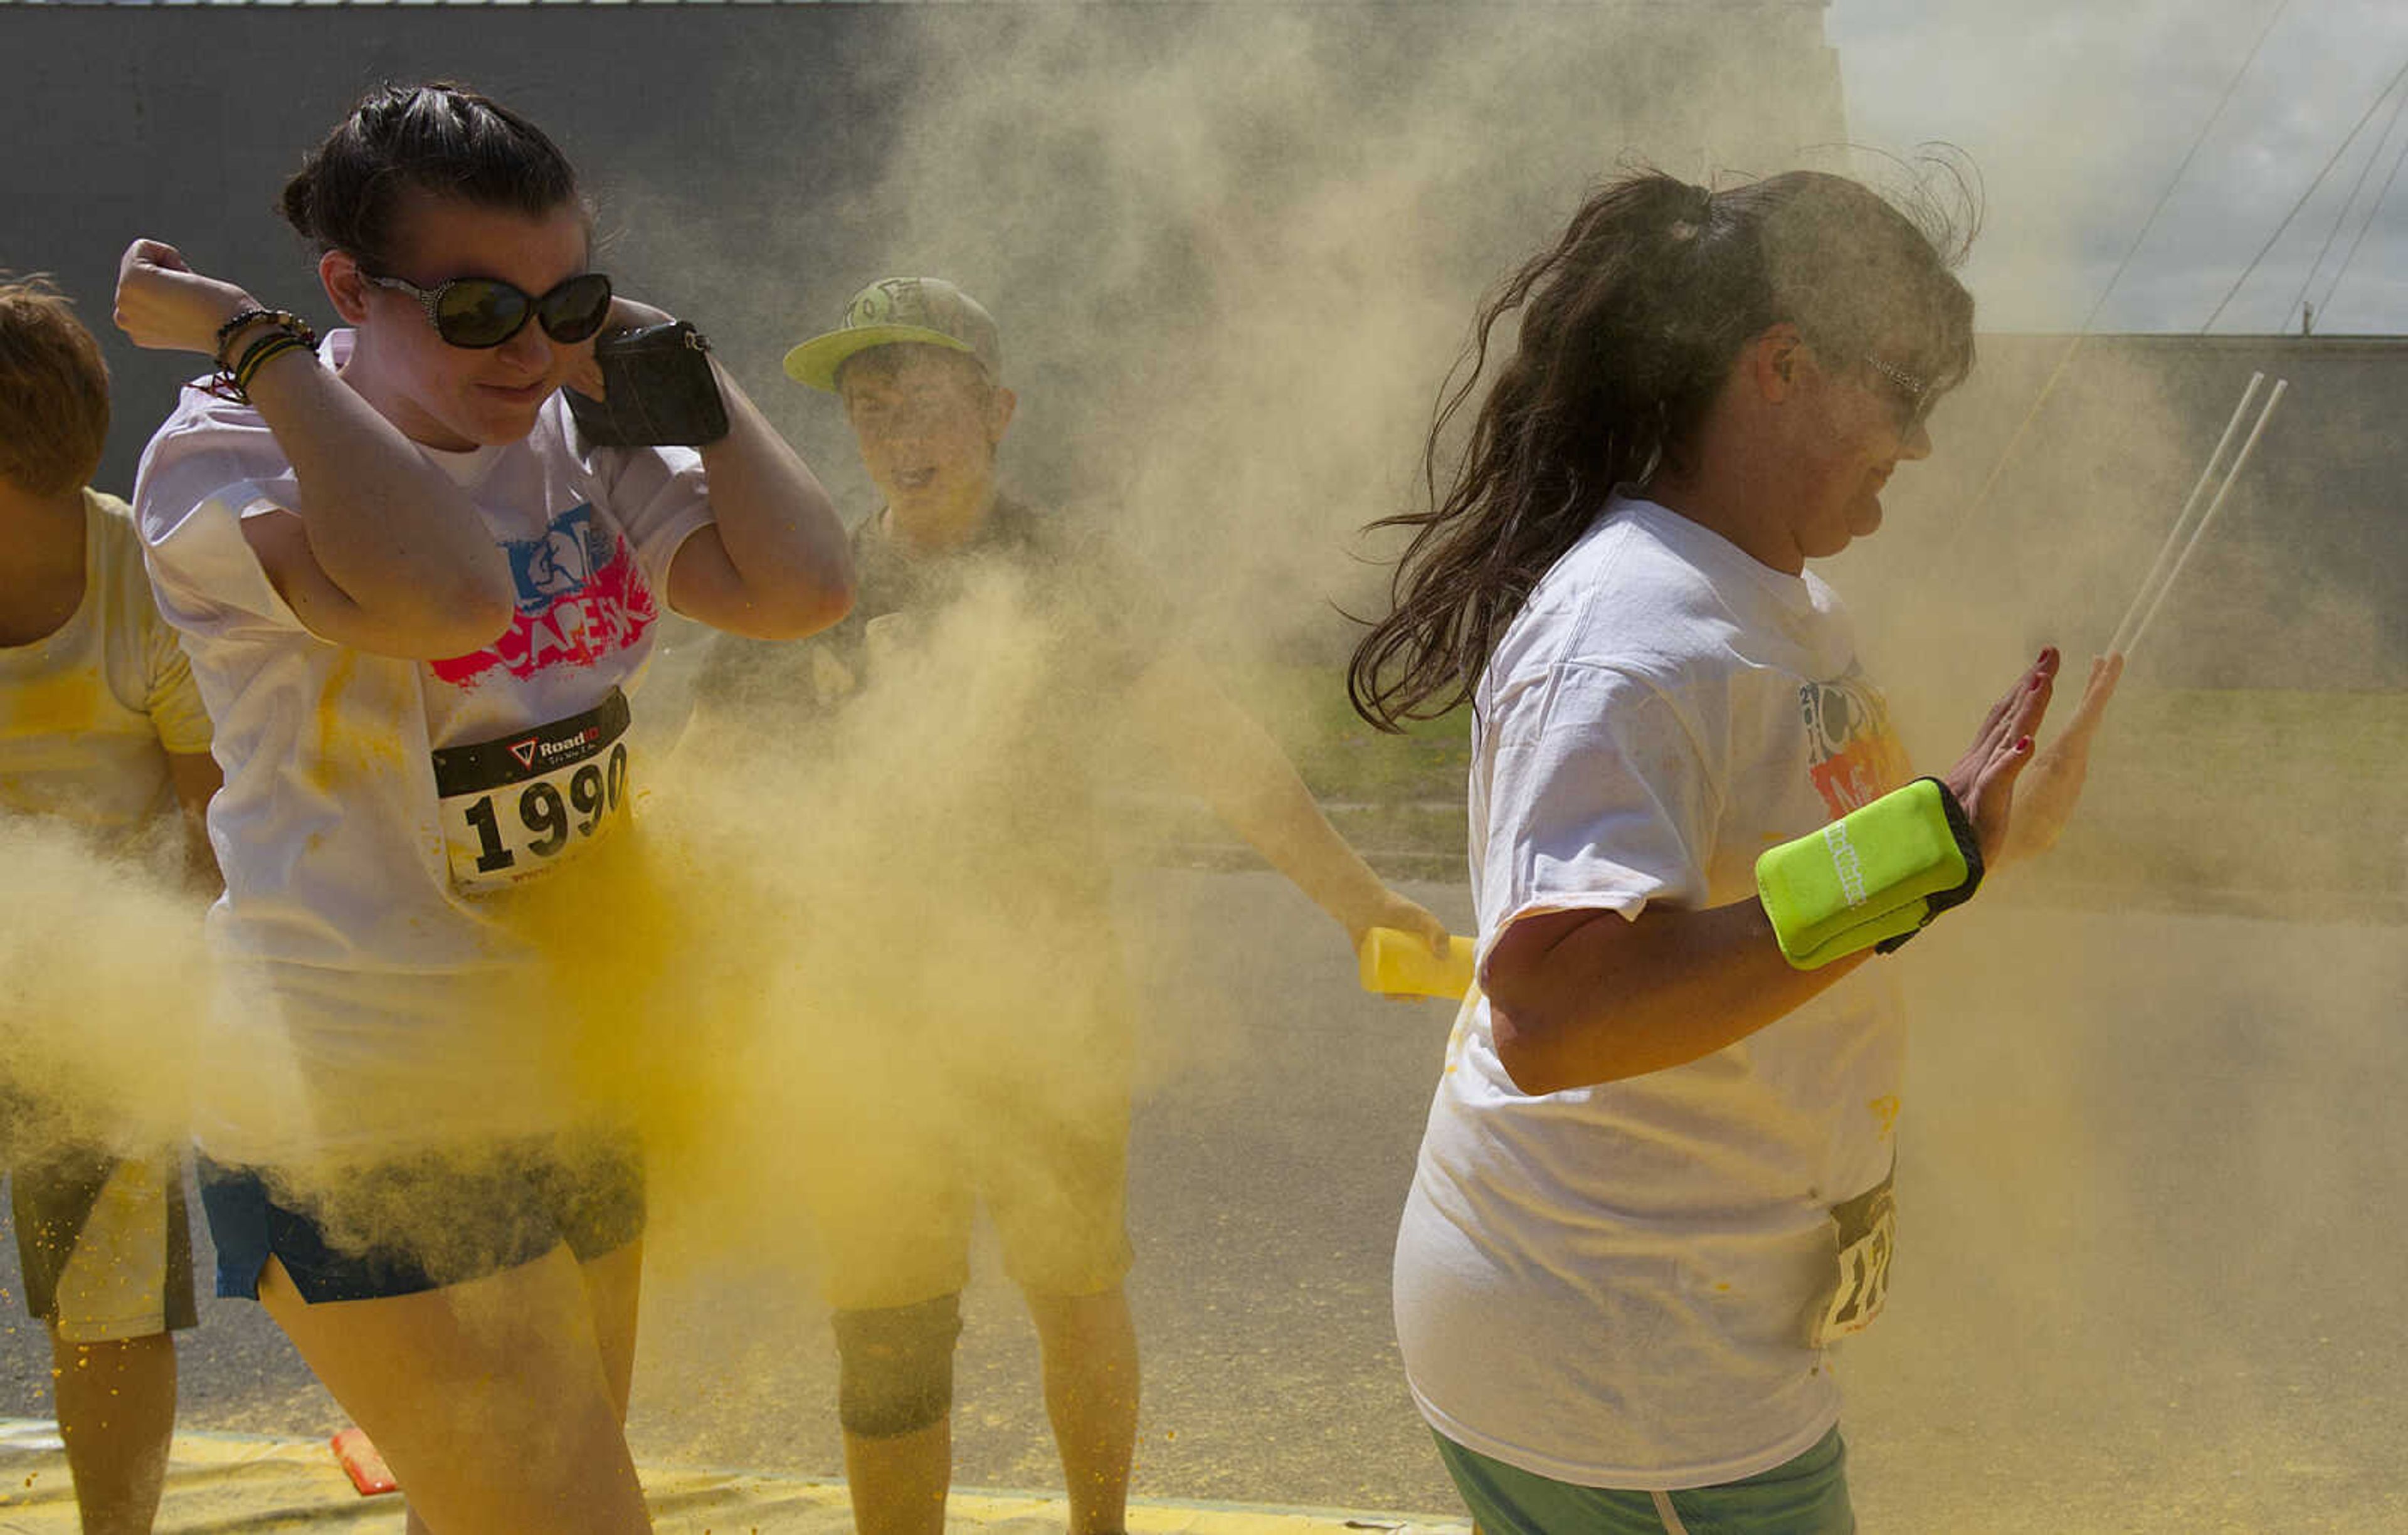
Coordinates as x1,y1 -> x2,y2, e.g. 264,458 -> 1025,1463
1225,662 -> 1472,806
1183,668 -> 2405,915
2035,687 -> 2407,911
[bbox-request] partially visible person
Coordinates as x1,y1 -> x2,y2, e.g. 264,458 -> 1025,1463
705,277 -> 1449,1535
1351,171 -> 2120,1533
0,272 -> 218,1535
117,82 -> 851,1533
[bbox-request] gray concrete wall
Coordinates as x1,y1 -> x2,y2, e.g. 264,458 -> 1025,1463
4,2 -> 1846,493
1857,334 -> 2408,690
6,4 -> 914,485
21,5 -> 2395,689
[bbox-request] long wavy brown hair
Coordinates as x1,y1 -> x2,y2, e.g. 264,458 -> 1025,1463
1348,167 -> 1976,730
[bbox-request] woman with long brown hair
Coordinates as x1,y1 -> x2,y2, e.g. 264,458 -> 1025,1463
1354,169 -> 2120,1532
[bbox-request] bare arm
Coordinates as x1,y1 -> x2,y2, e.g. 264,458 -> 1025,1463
1486,649 -> 2064,1095
1486,901 -> 1872,1093
568,300 -> 851,640
114,240 -> 515,658
2002,651 -> 2122,865
662,366 -> 853,638
1125,651 -> 1449,952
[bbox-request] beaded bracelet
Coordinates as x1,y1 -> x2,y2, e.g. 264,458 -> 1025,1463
212,307 -> 315,371
209,313 -> 319,403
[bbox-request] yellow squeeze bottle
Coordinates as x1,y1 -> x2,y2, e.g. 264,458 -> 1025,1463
1357,927 -> 1477,1000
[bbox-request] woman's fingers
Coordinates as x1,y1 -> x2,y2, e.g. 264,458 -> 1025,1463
569,354 -> 607,399
1412,905 -> 1454,957
2005,656 -> 2056,748
114,241 -> 171,346
1949,650 -> 2049,790
1967,646 -> 2056,766
122,238 -> 189,276
2058,652 -> 2123,745
604,295 -> 675,335
569,298 -> 671,400
1970,668 -> 2022,746
1999,647 -> 2059,746
1944,648 -> 2066,865
2002,653 -> 2125,861
114,238 -> 249,355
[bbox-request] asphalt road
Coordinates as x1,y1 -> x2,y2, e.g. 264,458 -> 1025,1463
2,869 -> 2403,1531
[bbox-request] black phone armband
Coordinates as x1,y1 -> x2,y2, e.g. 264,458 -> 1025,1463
566,320 -> 730,447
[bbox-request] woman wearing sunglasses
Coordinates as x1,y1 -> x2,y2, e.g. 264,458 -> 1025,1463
115,82 -> 852,1531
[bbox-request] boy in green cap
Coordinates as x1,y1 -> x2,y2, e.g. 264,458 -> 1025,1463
707,277 -> 1447,1535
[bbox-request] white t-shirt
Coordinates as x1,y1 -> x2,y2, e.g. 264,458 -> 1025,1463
132,333 -> 711,1158
0,490 -> 212,837
1391,494 -> 1914,1490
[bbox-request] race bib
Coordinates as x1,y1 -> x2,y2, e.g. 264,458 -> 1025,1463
1810,1169 -> 1896,1346
431,690 -> 632,894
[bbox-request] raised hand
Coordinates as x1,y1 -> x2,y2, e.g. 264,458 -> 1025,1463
1943,647 -> 2060,867
114,240 -> 255,356
566,294 -> 679,399
2006,651 -> 2123,861
1343,885 -> 1452,961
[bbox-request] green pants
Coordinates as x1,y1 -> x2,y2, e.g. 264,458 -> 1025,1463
1432,1425 -> 1854,1535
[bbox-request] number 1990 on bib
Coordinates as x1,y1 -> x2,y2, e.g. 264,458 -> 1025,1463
431,690 -> 634,894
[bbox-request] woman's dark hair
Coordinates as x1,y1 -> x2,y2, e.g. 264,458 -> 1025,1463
1348,167 -> 1977,730
280,82 -> 583,270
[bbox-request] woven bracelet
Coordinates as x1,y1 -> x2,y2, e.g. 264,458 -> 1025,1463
213,307 -> 315,368
232,334 -> 310,398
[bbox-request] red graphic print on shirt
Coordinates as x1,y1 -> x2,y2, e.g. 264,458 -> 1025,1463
431,504 -> 657,688
1800,668 -> 1909,818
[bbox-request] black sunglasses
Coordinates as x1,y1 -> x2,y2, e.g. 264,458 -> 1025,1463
359,269 -> 615,350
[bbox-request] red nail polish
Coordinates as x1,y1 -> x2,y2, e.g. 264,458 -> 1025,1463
2016,736 -> 2032,752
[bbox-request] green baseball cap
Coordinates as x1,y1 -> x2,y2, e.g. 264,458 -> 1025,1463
782,277 -> 1003,393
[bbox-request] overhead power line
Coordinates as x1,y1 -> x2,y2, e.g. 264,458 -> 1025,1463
2201,49 -> 2408,333
1941,0 -> 2294,552
2287,64 -> 2408,332
2318,105 -> 2408,323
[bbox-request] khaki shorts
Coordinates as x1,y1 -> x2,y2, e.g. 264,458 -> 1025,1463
805,1013 -> 1135,1312
13,1146 -> 196,1344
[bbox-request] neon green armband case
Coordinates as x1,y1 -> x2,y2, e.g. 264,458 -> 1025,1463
1755,777 -> 1983,969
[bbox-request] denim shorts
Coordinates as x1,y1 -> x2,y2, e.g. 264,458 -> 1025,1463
1433,1425 -> 1854,1535
199,1127 -> 645,1304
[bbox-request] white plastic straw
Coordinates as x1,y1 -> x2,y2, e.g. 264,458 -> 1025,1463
2109,371 -> 2265,656
2122,377 -> 2289,661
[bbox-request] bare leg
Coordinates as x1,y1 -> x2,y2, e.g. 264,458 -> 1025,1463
1026,1285 -> 1138,1535
394,1243 -> 638,1535
580,1240 -> 644,1424
260,1247 -> 648,1534
48,1329 -> 175,1535
842,1418 -> 951,1535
